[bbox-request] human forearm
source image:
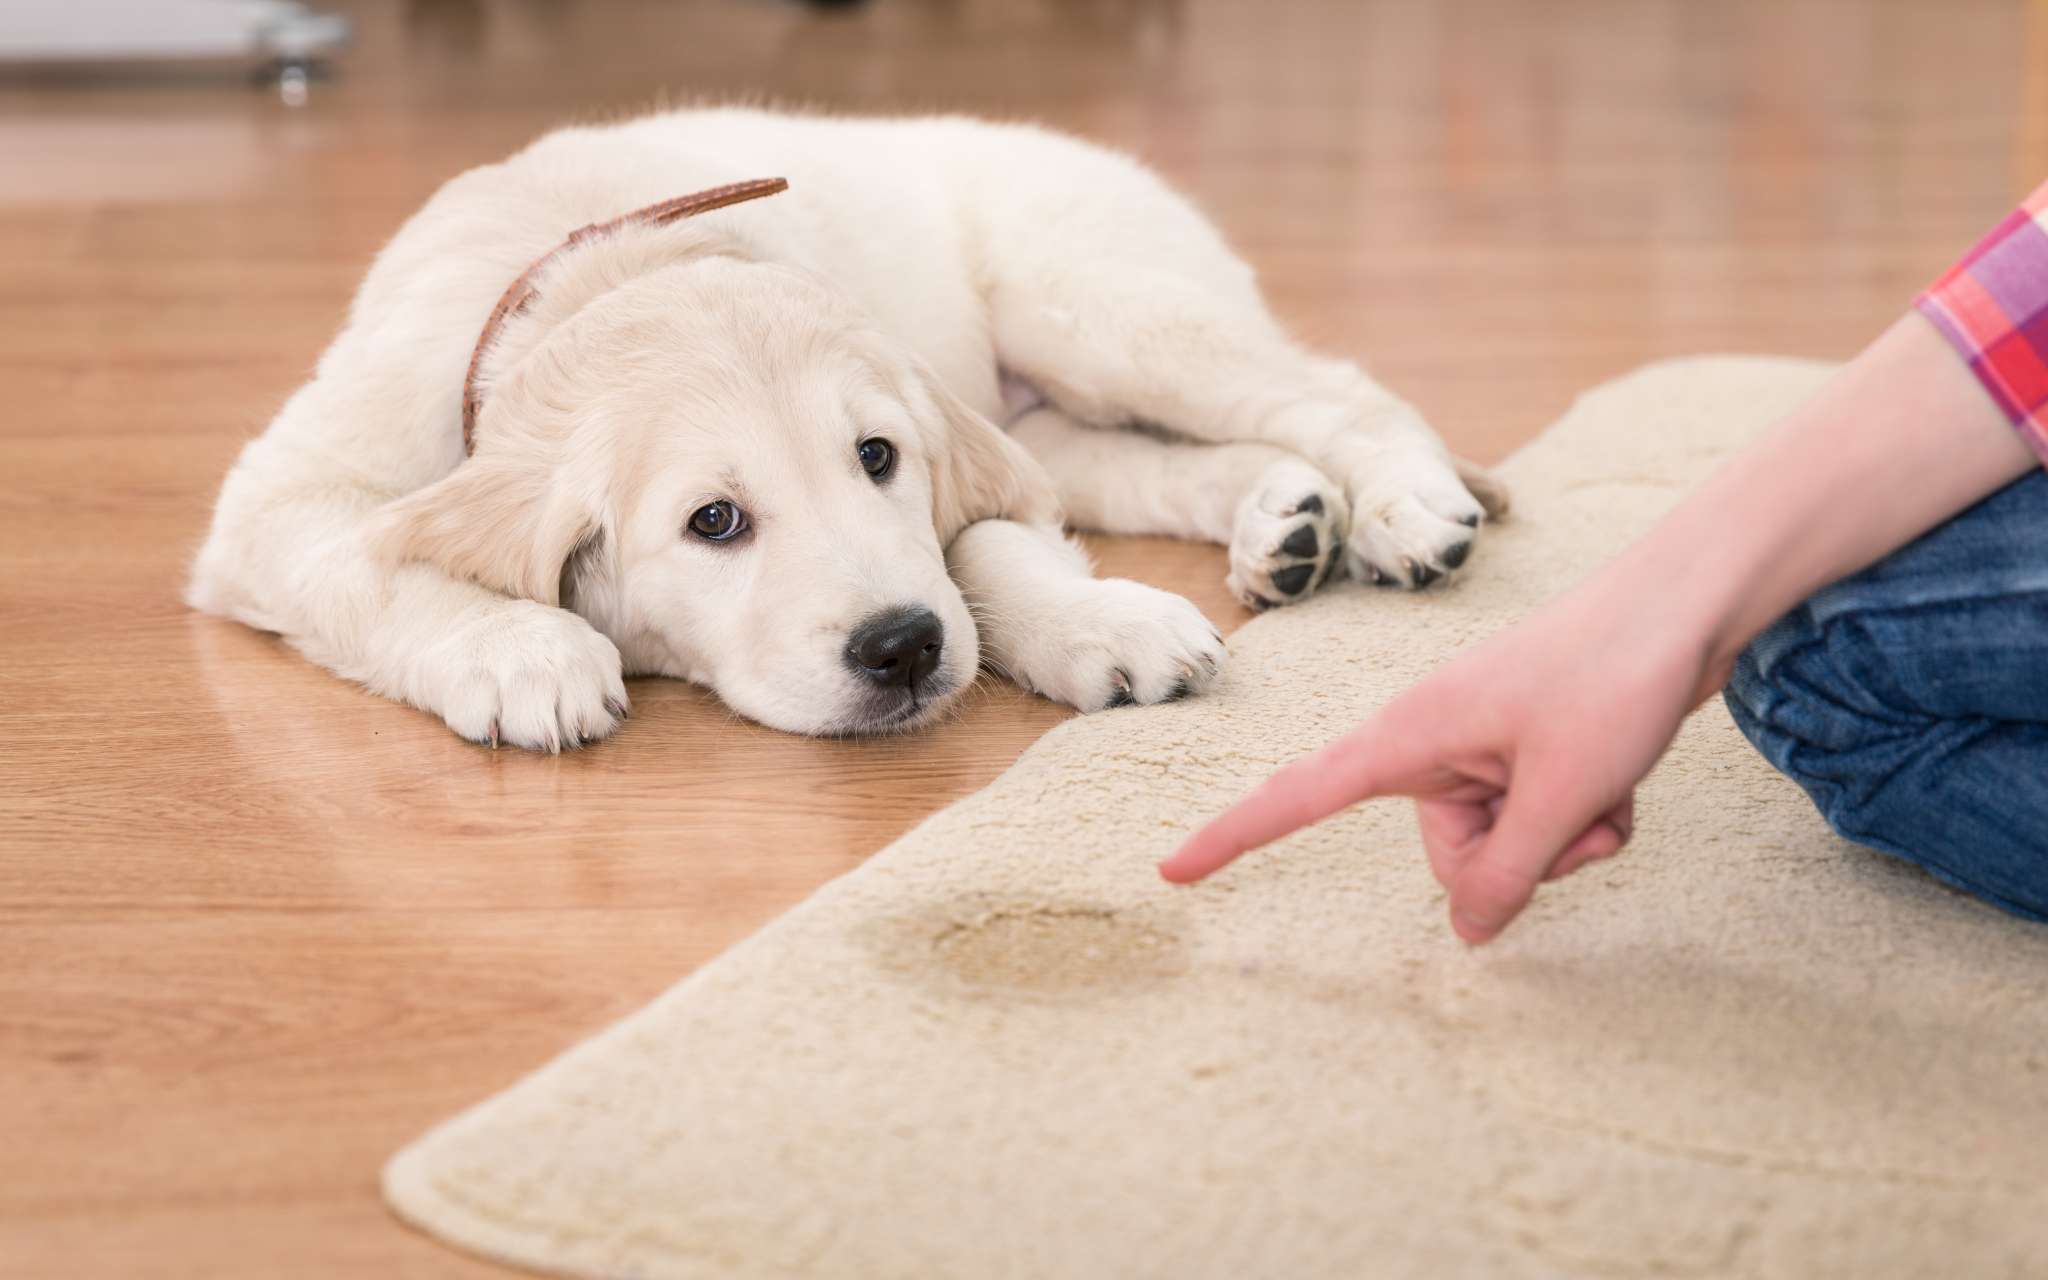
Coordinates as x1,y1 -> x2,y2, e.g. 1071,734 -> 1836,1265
1599,313 -> 2038,700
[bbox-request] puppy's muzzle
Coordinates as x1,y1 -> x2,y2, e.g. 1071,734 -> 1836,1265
845,607 -> 945,690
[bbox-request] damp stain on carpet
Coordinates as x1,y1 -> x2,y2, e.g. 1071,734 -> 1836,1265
930,905 -> 1187,992
861,899 -> 1191,998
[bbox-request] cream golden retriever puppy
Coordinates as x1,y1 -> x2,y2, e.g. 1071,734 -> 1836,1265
189,109 -> 1503,749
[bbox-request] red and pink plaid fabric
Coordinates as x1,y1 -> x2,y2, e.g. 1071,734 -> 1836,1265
1916,182 -> 2048,469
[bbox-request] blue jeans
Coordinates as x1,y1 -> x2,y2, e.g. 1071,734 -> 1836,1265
1723,468 -> 2048,921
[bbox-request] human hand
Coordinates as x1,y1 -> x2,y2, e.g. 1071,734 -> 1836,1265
1161,314 -> 2041,943
1158,571 -> 1721,943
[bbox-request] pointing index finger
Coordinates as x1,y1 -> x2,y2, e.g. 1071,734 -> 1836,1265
1157,717 -> 1420,883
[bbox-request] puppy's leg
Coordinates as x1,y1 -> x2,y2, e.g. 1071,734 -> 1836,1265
945,518 -> 1226,711
1009,406 -> 1348,610
189,418 -> 627,753
953,130 -> 1503,588
994,271 -> 1502,589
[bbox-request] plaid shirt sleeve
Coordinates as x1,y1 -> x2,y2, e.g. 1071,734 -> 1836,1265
1915,182 -> 2048,469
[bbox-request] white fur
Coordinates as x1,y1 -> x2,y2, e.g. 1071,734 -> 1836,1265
189,108 -> 1500,748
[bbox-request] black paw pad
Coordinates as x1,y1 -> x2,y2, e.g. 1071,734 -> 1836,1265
1441,539 -> 1471,569
1408,562 -> 1441,588
1164,678 -> 1192,702
1457,512 -> 1481,528
1277,525 -> 1320,560
1245,592 -> 1278,612
1314,543 -> 1341,589
1293,493 -> 1324,516
1107,685 -> 1135,709
1269,563 -> 1315,595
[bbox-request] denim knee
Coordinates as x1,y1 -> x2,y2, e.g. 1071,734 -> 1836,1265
1724,607 -> 2048,922
1724,607 -> 1929,836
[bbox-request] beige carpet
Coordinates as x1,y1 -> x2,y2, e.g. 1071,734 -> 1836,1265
386,358 -> 2048,1279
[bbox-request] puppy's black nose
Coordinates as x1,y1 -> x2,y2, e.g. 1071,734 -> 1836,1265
846,607 -> 944,688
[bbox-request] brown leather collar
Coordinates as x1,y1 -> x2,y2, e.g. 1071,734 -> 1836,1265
460,176 -> 790,455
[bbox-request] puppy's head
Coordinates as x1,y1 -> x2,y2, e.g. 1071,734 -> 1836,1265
379,246 -> 1057,735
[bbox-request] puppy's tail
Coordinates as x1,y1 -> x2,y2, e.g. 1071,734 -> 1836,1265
1456,456 -> 1512,522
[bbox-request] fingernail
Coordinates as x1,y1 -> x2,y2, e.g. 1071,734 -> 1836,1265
1452,910 -> 1490,940
1158,856 -> 1199,884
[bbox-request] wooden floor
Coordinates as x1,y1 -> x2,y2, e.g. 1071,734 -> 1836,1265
4,0 -> 2044,1274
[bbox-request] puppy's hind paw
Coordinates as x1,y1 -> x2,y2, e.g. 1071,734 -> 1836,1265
1341,446 -> 1502,590
1226,458 -> 1348,611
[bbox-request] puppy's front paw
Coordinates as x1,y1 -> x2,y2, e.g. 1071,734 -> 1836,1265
1007,579 -> 1226,713
1341,441 -> 1502,590
1227,458 -> 1348,611
421,603 -> 629,752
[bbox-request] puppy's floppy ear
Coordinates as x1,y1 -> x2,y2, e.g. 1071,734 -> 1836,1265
921,374 -> 1064,543
373,453 -> 605,608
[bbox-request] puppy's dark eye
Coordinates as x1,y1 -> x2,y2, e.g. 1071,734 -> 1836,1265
687,500 -> 746,542
857,437 -> 895,481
